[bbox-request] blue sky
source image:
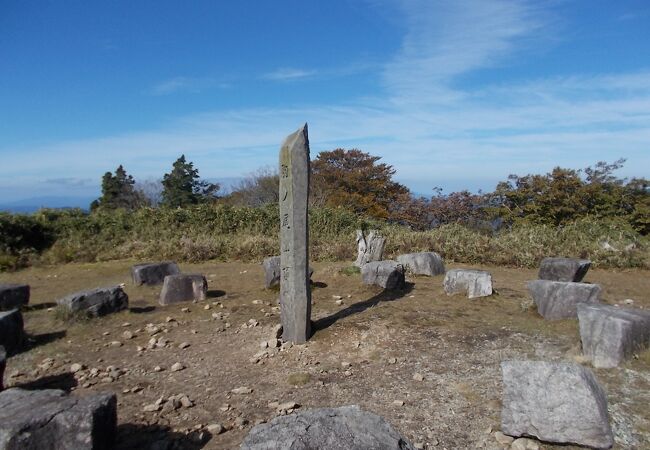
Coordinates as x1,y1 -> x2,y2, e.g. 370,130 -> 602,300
1,0 -> 649,204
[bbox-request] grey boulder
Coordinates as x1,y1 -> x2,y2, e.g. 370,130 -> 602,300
57,286 -> 128,318
0,284 -> 29,311
501,360 -> 613,449
354,230 -> 386,267
539,257 -> 591,282
578,303 -> 650,368
0,388 -> 116,450
241,405 -> 416,450
396,252 -> 445,276
262,256 -> 313,289
527,280 -> 600,320
0,310 -> 24,355
361,261 -> 405,290
131,261 -> 180,286
159,274 -> 208,305
0,346 -> 5,391
443,269 -> 492,298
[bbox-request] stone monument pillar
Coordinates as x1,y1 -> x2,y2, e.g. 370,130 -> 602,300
279,124 -> 312,343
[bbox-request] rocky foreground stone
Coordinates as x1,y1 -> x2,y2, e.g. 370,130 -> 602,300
501,360 -> 613,449
443,269 -> 492,298
159,274 -> 208,305
578,303 -> 650,368
361,261 -> 406,290
0,310 -> 24,355
354,230 -> 386,267
241,405 -> 416,450
0,388 -> 117,450
131,261 -> 180,286
57,286 -> 129,317
396,252 -> 445,276
0,284 -> 29,311
527,280 -> 601,319
538,257 -> 591,282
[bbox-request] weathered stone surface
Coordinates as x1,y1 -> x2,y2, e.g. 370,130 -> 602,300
354,230 -> 386,267
0,346 -> 5,391
262,256 -> 313,289
501,360 -> 613,449
0,388 -> 117,450
131,261 -> 180,286
57,286 -> 128,317
159,274 -> 208,305
241,405 -> 416,450
443,269 -> 492,298
578,303 -> 650,368
0,284 -> 29,311
396,252 -> 445,276
539,257 -> 591,282
0,310 -> 24,355
527,280 -> 601,320
279,125 -> 312,344
361,261 -> 406,290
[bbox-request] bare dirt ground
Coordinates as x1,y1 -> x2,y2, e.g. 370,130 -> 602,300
1,261 -> 649,450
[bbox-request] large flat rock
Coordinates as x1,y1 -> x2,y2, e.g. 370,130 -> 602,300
578,303 -> 650,368
0,310 -> 24,356
528,280 -> 601,320
0,388 -> 116,450
57,286 -> 128,318
131,261 -> 180,286
443,269 -> 492,298
501,360 -> 613,449
241,405 -> 416,450
361,261 -> 405,290
538,257 -> 591,282
159,274 -> 208,305
0,284 -> 29,311
396,252 -> 445,276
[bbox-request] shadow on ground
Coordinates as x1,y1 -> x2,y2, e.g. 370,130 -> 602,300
21,330 -> 67,354
23,302 -> 57,312
312,282 -> 415,334
12,371 -> 78,391
116,424 -> 212,450
207,289 -> 226,298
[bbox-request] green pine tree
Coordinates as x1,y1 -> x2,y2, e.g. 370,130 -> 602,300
161,155 -> 219,208
91,165 -> 147,210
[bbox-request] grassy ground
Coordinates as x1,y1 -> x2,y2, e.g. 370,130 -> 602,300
1,260 -> 649,449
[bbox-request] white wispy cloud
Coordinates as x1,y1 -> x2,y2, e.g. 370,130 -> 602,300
262,68 -> 317,81
150,77 -> 230,95
2,0 -> 649,200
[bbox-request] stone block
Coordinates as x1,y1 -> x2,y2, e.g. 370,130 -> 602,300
527,280 -> 600,320
131,261 -> 180,286
501,360 -> 613,449
0,388 -> 117,450
57,286 -> 128,318
0,310 -> 24,355
578,303 -> 650,368
241,405 -> 416,450
0,284 -> 29,311
354,230 -> 386,267
538,257 -> 591,282
361,261 -> 405,290
159,274 -> 208,305
396,252 -> 445,276
443,269 -> 492,298
262,256 -> 313,289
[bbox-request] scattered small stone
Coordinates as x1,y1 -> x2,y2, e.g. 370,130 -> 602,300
341,361 -> 351,368
153,366 -> 163,372
335,300 -> 343,306
232,387 -> 253,395
70,363 -> 84,373
392,400 -> 405,407
143,403 -> 161,412
181,307 -> 190,313
494,431 -> 514,446
110,341 -> 122,347
413,373 -> 424,382
414,443 -> 424,450
206,423 -> 225,435
511,437 -> 541,450
624,299 -> 634,305
332,295 -> 343,300
121,322 -> 131,327
179,342 -> 190,349
388,357 -> 397,364
171,362 -> 185,372
204,304 -> 211,310
122,331 -> 134,340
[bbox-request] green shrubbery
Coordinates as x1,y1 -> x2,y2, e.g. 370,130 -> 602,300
0,204 -> 647,271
